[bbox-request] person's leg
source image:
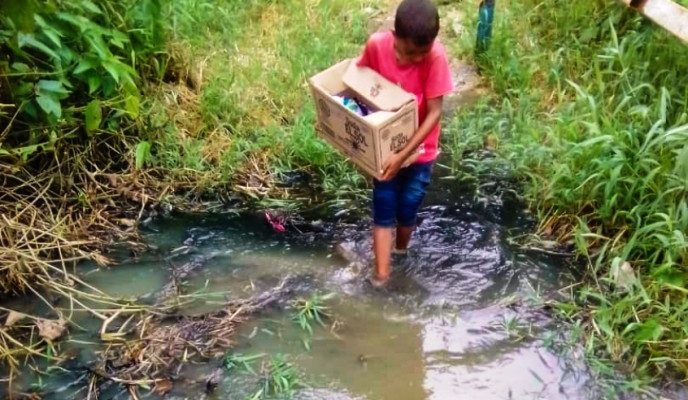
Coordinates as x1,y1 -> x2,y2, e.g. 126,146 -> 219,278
395,225 -> 414,252
372,178 -> 398,283
396,162 -> 433,252
373,226 -> 393,281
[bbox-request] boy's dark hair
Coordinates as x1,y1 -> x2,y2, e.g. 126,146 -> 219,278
394,0 -> 440,47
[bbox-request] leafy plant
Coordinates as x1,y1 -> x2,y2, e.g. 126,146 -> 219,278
499,315 -> 528,342
251,354 -> 302,400
0,0 -> 163,157
223,352 -> 264,374
135,140 -> 152,169
223,352 -> 302,400
291,292 -> 334,334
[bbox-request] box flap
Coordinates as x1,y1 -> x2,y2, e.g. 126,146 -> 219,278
342,60 -> 415,111
309,59 -> 351,95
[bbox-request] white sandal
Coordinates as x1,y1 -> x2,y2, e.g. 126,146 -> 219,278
367,275 -> 389,288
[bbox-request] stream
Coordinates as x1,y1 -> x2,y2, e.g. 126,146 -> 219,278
3,164 -> 603,400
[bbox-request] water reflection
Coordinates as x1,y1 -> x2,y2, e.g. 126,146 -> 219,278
420,310 -> 589,400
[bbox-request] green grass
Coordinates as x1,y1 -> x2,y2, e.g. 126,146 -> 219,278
224,352 -> 264,374
222,352 -> 302,399
444,0 -> 688,389
254,354 -> 302,399
291,292 -> 333,334
146,0 -> 393,206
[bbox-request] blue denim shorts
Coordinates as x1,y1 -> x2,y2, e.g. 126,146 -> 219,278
372,162 -> 433,227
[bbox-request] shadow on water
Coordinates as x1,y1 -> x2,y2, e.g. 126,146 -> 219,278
3,163 -> 596,400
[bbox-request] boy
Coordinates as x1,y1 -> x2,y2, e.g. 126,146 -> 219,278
357,0 -> 454,286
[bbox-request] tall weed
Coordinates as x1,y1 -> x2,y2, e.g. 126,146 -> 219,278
445,0 -> 688,382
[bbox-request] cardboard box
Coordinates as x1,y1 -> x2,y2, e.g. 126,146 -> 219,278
308,59 -> 418,179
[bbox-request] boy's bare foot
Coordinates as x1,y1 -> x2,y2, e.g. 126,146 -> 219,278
391,247 -> 408,256
368,274 -> 389,288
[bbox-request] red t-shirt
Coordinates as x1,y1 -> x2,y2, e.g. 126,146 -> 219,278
357,31 -> 454,163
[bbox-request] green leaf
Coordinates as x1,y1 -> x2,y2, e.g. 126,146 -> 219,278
135,141 -> 151,170
41,131 -> 57,152
122,80 -> 141,118
79,0 -> 102,14
36,94 -> 62,118
109,31 -> 129,49
37,80 -> 69,98
576,135 -> 613,149
17,32 -> 59,60
87,75 -> 102,94
634,319 -> 664,342
48,130 -> 58,146
56,46 -> 75,65
34,15 -> 62,48
102,58 -> 137,86
595,316 -> 614,338
101,76 -> 116,97
56,12 -> 89,32
11,62 -> 30,73
579,26 -> 598,44
674,144 -> 688,180
14,82 -> 34,97
84,32 -> 111,59
102,59 -> 121,82
124,94 -> 140,117
15,144 -> 40,161
74,58 -> 97,74
84,100 -> 102,135
23,102 -> 39,120
655,271 -> 686,287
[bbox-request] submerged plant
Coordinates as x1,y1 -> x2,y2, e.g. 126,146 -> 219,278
291,292 -> 334,334
251,355 -> 302,400
499,315 -> 529,342
223,352 -> 264,374
222,352 -> 303,399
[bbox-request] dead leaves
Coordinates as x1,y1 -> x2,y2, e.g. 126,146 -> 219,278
3,311 -> 68,342
117,218 -> 137,228
36,318 -> 67,342
153,379 -> 173,396
612,260 -> 637,292
4,310 -> 27,327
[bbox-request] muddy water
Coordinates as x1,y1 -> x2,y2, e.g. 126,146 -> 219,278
155,178 -> 592,400
4,166 -> 597,399
161,177 -> 591,400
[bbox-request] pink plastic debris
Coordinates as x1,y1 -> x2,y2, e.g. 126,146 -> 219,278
264,211 -> 286,233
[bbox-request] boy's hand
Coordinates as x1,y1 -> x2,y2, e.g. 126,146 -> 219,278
380,152 -> 406,181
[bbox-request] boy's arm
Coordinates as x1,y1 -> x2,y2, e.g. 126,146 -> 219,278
380,96 -> 443,181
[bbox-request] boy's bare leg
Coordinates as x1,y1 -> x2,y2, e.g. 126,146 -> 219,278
395,225 -> 414,251
373,226 -> 393,282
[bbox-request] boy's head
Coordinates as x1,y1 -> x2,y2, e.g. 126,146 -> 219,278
393,0 -> 439,64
